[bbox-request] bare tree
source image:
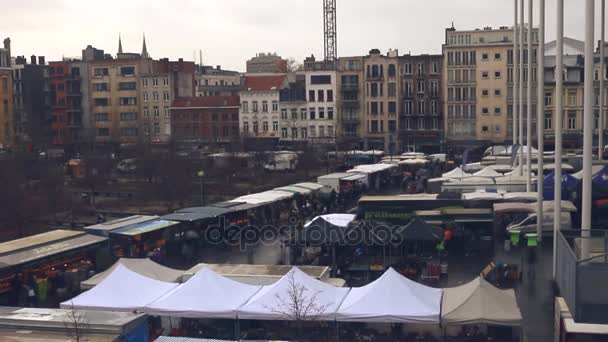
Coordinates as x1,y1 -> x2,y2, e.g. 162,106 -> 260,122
63,302 -> 89,342
286,57 -> 303,73
268,271 -> 331,321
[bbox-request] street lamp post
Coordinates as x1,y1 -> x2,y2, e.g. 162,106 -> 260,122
526,0 -> 533,192
537,0 -> 545,241
198,170 -> 205,206
554,0 -> 564,280
519,0 -> 525,175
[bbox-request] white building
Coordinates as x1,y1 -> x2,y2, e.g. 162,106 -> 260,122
304,70 -> 337,143
239,74 -> 286,138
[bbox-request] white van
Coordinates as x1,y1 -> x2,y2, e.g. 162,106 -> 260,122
506,212 -> 572,235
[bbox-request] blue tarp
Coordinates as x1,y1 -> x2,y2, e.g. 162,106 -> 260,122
543,171 -> 579,201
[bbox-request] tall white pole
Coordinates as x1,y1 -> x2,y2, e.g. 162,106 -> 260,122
600,0 -> 605,161
537,0 -> 545,241
553,0 -> 564,280
581,0 -> 595,259
514,0 -> 520,146
519,0 -> 525,175
527,0 -> 533,192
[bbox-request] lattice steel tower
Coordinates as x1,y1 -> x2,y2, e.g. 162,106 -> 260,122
323,0 -> 337,64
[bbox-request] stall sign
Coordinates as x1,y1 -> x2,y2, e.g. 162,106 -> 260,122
369,264 -> 385,271
365,211 -> 411,220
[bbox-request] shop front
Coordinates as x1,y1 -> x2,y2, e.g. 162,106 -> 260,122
108,219 -> 180,261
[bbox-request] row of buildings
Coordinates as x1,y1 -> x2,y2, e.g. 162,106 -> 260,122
0,27 -> 606,153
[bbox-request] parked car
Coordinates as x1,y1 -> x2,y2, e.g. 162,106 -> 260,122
117,158 -> 137,173
506,212 -> 573,235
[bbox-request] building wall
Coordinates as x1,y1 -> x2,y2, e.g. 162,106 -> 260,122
239,90 -> 281,138
141,74 -> 172,142
0,68 -> 14,148
337,57 -> 364,147
170,97 -> 240,143
399,54 -> 443,153
246,53 -> 287,74
477,45 -> 510,143
363,50 -> 400,152
195,67 -> 241,97
302,70 -> 337,143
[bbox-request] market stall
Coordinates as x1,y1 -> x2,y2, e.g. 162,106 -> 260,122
84,215 -> 160,237
145,268 -> 262,319
108,219 -> 181,260
542,171 -> 579,201
62,264 -> 178,312
80,258 -> 183,290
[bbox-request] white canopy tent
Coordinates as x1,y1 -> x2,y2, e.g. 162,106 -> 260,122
237,267 -> 350,321
145,268 -> 262,319
442,277 -> 522,326
81,258 -> 183,290
304,214 -> 356,228
447,177 -> 494,185
473,167 -> 503,178
61,264 -> 178,312
502,192 -> 538,202
231,190 -> 294,205
335,268 -> 442,323
442,167 -> 469,179
462,162 -> 484,173
462,192 -> 503,200
347,163 -> 396,174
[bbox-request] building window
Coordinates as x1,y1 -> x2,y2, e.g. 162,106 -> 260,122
263,121 -> 269,132
319,107 -> 325,119
568,90 -> 577,106
417,80 -> 425,93
309,108 -> 316,120
327,125 -> 334,137
370,121 -> 378,133
404,101 -> 413,115
494,53 -> 501,60
318,90 -> 324,102
153,92 -> 159,101
482,53 -> 489,61
568,111 -> 577,130
482,89 -> 489,97
417,118 -> 424,129
272,101 -> 278,112
232,113 -> 238,121
243,122 -> 249,132
119,97 -> 137,106
242,101 -> 249,113
494,107 -> 501,115
370,102 -> 379,115
143,107 -> 149,117
94,98 -> 109,107
404,63 -> 412,74
309,90 -> 315,102
165,108 -> 169,117
163,78 -> 169,86
328,107 -> 334,120
430,81 -> 438,97
292,128 -> 298,139
431,62 -> 439,74
97,128 -> 110,136
152,78 -> 159,86
431,100 -> 437,115
482,125 -> 489,132
272,121 -> 279,131
545,112 -> 552,129
482,71 -> 489,79
120,112 -> 137,121
388,120 -> 396,132
494,89 -> 501,97
120,67 -> 136,76
118,82 -> 136,91
417,63 -> 424,76
163,91 -> 169,101
417,100 -> 425,114
153,106 -> 160,117
252,101 -> 258,112
494,71 -> 502,79
154,122 -> 160,134
120,127 -> 138,136
405,82 -> 413,97
291,109 -> 298,120
281,109 -> 288,120
432,118 -> 438,130
143,92 -> 148,102
253,121 -> 259,133
93,68 -> 109,77
309,125 -> 316,137
301,108 -> 307,120
327,90 -> 334,102
94,113 -> 109,122
388,83 -> 397,97
494,125 -> 501,133
262,101 -> 268,112
301,127 -> 308,139
93,83 -> 109,91
482,107 -> 489,115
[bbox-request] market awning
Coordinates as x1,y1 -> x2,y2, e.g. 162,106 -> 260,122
347,163 -> 396,174
160,212 -> 221,223
442,167 -> 469,179
336,268 -> 442,323
292,182 -> 328,191
396,217 -> 443,242
145,268 -> 262,319
231,190 -> 294,205
61,264 -> 178,312
442,277 -> 522,326
273,185 -> 313,195
84,215 -> 159,236
473,167 -> 503,178
110,219 -> 180,237
0,231 -> 107,268
176,206 -> 232,217
80,258 -> 183,290
237,267 -> 350,321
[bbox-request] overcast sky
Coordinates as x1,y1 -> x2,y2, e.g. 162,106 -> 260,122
0,0 -> 595,72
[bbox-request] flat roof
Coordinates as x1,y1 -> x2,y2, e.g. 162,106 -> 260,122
0,330 -> 117,342
0,232 -> 107,268
359,194 -> 439,202
84,215 -> 159,233
110,219 -> 180,236
0,230 -> 83,255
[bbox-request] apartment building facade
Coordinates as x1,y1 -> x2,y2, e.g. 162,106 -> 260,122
195,65 -> 241,97
279,76 -> 308,141
363,49 -> 400,152
443,25 -> 538,148
303,68 -> 337,143
170,96 -> 240,144
399,54 -> 443,153
246,53 -> 287,74
337,57 -> 365,148
239,74 -> 286,138
0,38 -> 13,148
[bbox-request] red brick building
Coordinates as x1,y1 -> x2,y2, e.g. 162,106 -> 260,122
170,96 -> 240,143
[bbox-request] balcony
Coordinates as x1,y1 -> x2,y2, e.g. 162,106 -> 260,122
556,229 -> 608,324
341,83 -> 359,91
341,99 -> 360,108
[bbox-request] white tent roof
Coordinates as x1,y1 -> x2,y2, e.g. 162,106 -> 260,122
335,268 -> 442,323
448,177 -> 494,184
399,158 -> 428,165
237,267 -> 350,321
462,162 -> 484,173
572,165 -> 605,179
145,268 -> 262,319
442,277 -> 522,326
293,182 -> 328,191
473,167 -> 503,178
231,190 -> 293,205
502,192 -> 538,202
304,214 -> 356,228
462,192 -> 503,200
442,167 -> 469,179
347,163 -> 396,174
62,264 -> 178,312
81,258 -> 183,290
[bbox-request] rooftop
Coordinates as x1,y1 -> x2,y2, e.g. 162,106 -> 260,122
242,74 -> 286,92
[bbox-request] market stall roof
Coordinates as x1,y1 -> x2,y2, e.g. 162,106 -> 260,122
342,173 -> 367,182
572,164 -> 605,179
448,177 -> 495,184
0,230 -> 107,269
462,192 -> 503,200
145,268 -> 262,319
442,277 -> 522,326
84,215 -> 159,235
304,214 -> 356,229
273,185 -> 313,195
80,258 -> 183,290
347,163 -> 397,174
210,201 -> 261,212
318,172 -> 353,180
399,158 -> 428,165
335,268 -> 442,323
176,206 -> 232,217
473,167 -> 503,178
501,192 -> 538,202
237,267 -> 350,321
442,167 -> 469,179
183,264 -> 330,283
396,217 -> 443,242
488,164 -> 516,173
291,182 -> 328,191
231,190 -> 294,205
463,162 -> 484,173
494,175 -> 530,184
110,219 -> 180,237
160,212 -> 220,222
494,200 -> 577,214
400,152 -> 426,158
62,264 -> 178,312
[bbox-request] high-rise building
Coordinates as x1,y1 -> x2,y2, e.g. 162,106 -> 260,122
363,49 -> 400,153
336,56 -> 365,148
443,25 -> 539,148
246,53 -> 287,74
195,65 -> 241,97
399,54 -> 443,153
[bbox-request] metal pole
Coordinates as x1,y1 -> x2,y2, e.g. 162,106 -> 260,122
514,0 -> 519,146
581,0 -> 595,259
537,0 -> 545,242
553,0 -> 564,280
527,0 -> 534,191
519,0 -> 525,175
600,0 -> 606,161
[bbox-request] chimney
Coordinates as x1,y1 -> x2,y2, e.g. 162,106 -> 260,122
3,37 -> 10,62
30,55 -> 37,65
38,56 -> 45,65
216,65 -> 221,70
178,58 -> 183,62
